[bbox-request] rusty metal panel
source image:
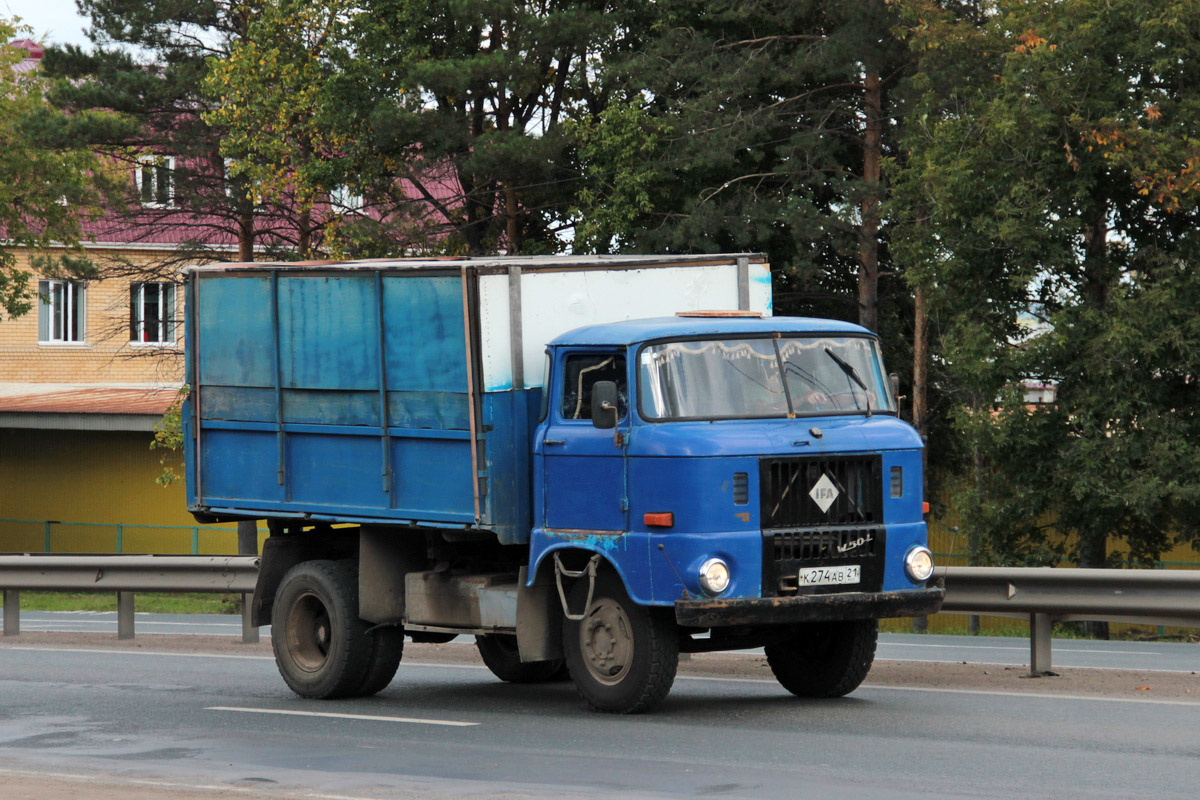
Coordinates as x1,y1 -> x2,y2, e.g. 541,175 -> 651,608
403,571 -> 519,630
675,587 -> 944,628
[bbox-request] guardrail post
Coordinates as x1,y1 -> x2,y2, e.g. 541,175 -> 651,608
241,593 -> 259,644
1029,612 -> 1053,677
117,592 -> 135,640
3,590 -> 18,636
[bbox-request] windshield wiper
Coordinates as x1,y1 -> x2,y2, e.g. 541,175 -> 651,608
823,347 -> 871,416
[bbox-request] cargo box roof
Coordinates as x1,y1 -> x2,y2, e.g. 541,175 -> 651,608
551,315 -> 873,347
186,253 -> 767,274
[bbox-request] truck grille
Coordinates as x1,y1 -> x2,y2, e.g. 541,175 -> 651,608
759,455 -> 883,529
773,527 -> 881,561
764,526 -> 886,597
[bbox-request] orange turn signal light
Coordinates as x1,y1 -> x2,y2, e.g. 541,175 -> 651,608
922,502 -> 931,515
644,512 -> 675,528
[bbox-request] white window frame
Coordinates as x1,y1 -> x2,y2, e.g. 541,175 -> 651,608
38,280 -> 87,345
136,154 -> 175,208
330,184 -> 365,214
129,282 -> 178,346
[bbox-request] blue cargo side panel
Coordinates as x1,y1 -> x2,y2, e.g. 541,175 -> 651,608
279,275 -> 381,391
383,276 -> 469,429
480,390 -> 541,543
196,276 -> 276,387
390,434 -> 475,520
287,433 -> 389,509
199,430 -> 285,502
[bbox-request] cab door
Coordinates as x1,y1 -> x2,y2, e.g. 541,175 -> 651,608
538,350 -> 629,533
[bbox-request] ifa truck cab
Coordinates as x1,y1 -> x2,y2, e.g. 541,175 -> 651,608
184,254 -> 941,713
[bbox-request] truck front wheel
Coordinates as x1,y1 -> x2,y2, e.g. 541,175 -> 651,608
764,619 -> 878,698
272,559 -> 373,699
563,572 -> 678,713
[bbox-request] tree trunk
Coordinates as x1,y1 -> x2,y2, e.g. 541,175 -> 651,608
1078,200 -> 1110,639
236,519 -> 258,556
913,285 -> 928,437
298,208 -> 312,259
504,187 -> 520,254
857,70 -> 883,333
238,211 -> 255,262
1078,532 -> 1110,639
911,285 -> 929,634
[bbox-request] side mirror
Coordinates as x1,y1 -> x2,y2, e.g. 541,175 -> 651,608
591,380 -> 619,430
889,373 -> 900,401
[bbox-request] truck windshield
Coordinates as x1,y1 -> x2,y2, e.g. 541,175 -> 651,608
638,335 -> 894,420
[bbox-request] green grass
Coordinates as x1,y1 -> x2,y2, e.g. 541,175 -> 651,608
9,591 -> 243,614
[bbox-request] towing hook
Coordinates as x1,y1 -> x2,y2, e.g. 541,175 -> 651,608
553,552 -> 601,621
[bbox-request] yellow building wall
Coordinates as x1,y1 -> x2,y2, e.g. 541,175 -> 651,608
0,427 -> 249,554
0,247 -> 185,384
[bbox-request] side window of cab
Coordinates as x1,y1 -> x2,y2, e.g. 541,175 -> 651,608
560,353 -> 627,420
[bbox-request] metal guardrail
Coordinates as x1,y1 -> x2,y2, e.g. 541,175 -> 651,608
935,566 -> 1200,675
3,557 -> 1198,675
0,554 -> 260,643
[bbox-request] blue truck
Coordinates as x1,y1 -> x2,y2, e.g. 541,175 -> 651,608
184,254 -> 942,713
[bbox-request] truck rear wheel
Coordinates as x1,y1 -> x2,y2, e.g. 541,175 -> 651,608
475,634 -> 565,683
764,619 -> 878,698
355,625 -> 404,697
272,559 -> 372,699
563,572 -> 678,713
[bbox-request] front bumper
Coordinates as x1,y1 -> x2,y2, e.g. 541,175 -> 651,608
674,585 -> 944,628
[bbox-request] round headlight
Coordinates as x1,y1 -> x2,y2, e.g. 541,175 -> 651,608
698,558 -> 731,596
904,546 -> 935,583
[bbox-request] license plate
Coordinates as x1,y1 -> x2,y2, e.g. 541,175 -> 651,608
799,565 -> 861,587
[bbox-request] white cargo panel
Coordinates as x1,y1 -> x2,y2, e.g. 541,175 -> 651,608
478,259 -> 771,391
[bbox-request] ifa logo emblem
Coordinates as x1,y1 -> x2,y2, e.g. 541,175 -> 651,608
809,473 -> 839,513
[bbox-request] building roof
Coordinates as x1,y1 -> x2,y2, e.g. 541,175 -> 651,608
0,384 -> 181,431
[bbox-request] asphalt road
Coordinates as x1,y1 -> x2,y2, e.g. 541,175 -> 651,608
14,611 -> 1200,671
2,636 -> 1199,799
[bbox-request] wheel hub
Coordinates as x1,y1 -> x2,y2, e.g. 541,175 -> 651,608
287,591 -> 333,673
582,599 -> 633,684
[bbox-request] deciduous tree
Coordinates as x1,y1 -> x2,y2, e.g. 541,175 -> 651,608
894,0 -> 1200,590
0,22 -> 116,320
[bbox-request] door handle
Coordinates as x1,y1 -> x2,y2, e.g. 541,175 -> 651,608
544,439 -> 565,446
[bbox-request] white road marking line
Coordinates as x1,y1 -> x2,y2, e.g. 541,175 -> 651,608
0,766 -> 392,800
208,705 -> 479,726
881,642 -> 1161,655
21,619 -> 242,627
676,674 -> 1200,705
0,645 -> 274,660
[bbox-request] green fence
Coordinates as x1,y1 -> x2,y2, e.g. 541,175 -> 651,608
0,518 -> 262,555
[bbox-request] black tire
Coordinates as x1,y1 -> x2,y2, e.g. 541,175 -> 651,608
475,634 -> 565,683
271,559 -> 372,699
562,571 -> 678,714
355,625 -> 404,697
764,619 -> 878,698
